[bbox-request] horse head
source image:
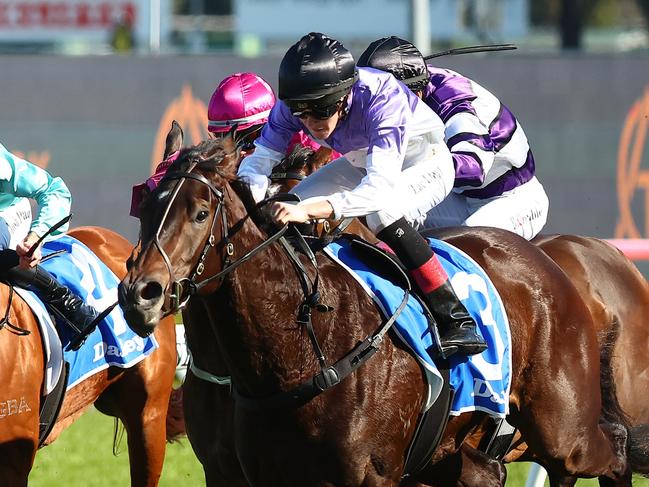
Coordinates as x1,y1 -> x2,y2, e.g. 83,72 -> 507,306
119,124 -> 250,336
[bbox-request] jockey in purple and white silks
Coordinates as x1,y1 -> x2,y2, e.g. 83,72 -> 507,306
357,36 -> 549,240
238,32 -> 487,357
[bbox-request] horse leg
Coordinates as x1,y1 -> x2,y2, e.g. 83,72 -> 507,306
414,446 -> 505,487
547,474 -> 577,487
95,360 -> 173,487
183,373 -> 248,487
0,439 -> 34,487
517,356 -> 628,482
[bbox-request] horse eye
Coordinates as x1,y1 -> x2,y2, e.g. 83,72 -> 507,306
196,210 -> 209,222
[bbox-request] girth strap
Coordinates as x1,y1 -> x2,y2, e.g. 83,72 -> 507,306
233,286 -> 409,410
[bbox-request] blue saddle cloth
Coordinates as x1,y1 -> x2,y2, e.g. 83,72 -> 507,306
323,237 -> 511,417
16,235 -> 158,391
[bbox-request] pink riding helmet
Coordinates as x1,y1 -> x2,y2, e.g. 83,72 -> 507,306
207,72 -> 276,134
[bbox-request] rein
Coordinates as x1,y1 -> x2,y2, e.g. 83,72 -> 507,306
0,284 -> 30,335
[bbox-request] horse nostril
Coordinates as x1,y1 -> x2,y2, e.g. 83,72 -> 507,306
140,281 -> 163,301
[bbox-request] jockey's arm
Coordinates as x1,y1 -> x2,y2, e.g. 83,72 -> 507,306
238,143 -> 285,201
432,77 -> 496,188
238,101 -> 303,201
0,143 -> 71,238
324,89 -> 412,220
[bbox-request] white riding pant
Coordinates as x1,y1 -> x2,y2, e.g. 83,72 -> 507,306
291,137 -> 455,233
0,199 -> 32,249
423,176 -> 549,240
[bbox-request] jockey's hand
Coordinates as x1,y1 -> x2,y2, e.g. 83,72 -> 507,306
270,202 -> 311,225
16,231 -> 41,268
270,199 -> 335,226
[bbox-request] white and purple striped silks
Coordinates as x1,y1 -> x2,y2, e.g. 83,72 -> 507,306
423,67 -> 535,199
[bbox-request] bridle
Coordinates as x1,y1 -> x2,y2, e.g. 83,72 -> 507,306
146,158 -> 288,313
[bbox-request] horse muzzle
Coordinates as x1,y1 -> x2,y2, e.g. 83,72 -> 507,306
118,278 -> 166,337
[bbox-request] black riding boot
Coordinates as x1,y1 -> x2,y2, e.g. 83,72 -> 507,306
4,264 -> 101,349
377,218 -> 487,357
423,279 -> 487,357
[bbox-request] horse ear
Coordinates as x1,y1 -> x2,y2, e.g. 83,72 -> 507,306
163,121 -> 183,160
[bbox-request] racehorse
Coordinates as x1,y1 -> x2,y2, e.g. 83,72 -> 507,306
504,234 -> 649,486
0,225 -> 178,487
269,143 -> 649,485
118,132 -> 649,486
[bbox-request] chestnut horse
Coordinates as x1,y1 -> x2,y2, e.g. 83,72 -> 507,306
504,234 -> 649,486
118,134 -> 649,486
0,226 -> 177,486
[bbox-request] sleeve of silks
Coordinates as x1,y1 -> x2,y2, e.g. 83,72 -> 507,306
237,142 -> 285,202
238,101 -> 304,202
326,84 -> 413,220
0,144 -> 71,237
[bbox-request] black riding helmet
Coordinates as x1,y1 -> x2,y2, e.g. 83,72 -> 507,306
279,32 -> 357,113
357,36 -> 429,92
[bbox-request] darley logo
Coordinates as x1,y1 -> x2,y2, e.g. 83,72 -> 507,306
616,87 -> 649,238
150,84 -> 209,175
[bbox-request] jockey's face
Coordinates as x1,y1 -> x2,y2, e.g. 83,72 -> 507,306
300,110 -> 340,140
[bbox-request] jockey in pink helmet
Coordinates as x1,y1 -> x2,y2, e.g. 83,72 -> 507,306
207,72 -> 275,150
207,72 -> 333,156
130,72 -> 336,217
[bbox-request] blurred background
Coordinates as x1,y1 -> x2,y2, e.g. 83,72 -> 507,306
0,0 -> 647,255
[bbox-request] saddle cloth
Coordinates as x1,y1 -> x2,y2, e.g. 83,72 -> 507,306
323,237 -> 511,417
14,235 -> 158,394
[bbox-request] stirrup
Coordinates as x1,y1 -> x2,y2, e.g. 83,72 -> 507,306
440,338 -> 487,357
66,303 -> 117,352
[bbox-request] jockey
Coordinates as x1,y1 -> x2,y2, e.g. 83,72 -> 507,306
237,32 -> 487,357
0,142 -> 101,340
130,72 -> 338,218
207,72 -> 340,157
356,36 -> 549,240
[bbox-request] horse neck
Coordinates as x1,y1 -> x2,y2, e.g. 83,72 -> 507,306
210,185 -> 316,394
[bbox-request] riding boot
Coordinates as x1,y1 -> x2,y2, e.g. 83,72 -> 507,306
420,278 -> 487,357
377,218 -> 487,357
3,264 -> 102,348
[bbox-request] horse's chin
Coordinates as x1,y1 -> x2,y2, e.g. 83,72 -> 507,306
122,307 -> 161,338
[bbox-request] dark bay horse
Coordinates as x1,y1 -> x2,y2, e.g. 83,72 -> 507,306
0,226 -> 178,486
118,134 -> 649,486
272,143 -> 649,486
500,234 -> 649,486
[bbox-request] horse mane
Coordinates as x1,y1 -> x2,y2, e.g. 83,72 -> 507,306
273,145 -> 315,173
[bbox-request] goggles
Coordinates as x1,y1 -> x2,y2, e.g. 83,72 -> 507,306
290,102 -> 341,120
286,95 -> 345,120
